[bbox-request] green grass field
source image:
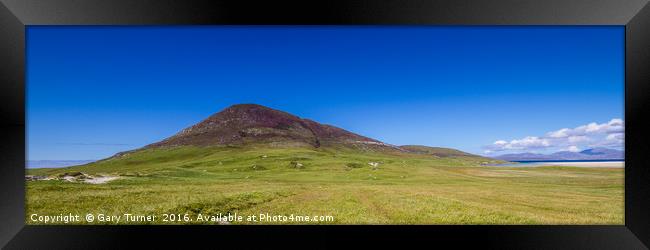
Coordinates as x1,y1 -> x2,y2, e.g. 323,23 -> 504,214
26,146 -> 624,225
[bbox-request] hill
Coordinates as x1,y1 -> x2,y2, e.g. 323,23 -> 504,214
25,104 -> 623,225
30,104 -> 496,176
145,104 -> 396,150
400,145 -> 482,158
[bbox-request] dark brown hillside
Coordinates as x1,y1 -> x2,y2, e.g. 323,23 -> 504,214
146,104 -> 393,149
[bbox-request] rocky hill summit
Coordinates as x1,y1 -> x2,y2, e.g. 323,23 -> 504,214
146,104 -> 395,150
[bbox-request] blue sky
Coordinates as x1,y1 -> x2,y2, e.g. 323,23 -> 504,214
27,26 -> 624,161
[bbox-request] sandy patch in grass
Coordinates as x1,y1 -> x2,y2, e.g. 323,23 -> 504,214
84,176 -> 120,184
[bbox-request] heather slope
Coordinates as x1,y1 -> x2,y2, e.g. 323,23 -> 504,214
146,104 -> 388,150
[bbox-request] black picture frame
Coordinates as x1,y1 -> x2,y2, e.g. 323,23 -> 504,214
1,0 -> 649,249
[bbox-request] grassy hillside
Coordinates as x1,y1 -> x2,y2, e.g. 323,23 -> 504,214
26,146 -> 623,225
399,145 -> 495,159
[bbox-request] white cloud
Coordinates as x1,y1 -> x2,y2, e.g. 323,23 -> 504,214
547,118 -> 624,138
591,133 -> 625,147
607,133 -> 624,141
485,118 -> 624,154
547,128 -> 571,138
494,140 -> 508,146
486,136 -> 551,152
568,135 -> 589,143
510,136 -> 551,148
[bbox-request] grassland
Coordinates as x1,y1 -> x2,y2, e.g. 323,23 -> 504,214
26,146 -> 624,225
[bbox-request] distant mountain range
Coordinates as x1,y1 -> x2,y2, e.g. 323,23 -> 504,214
495,148 -> 624,161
